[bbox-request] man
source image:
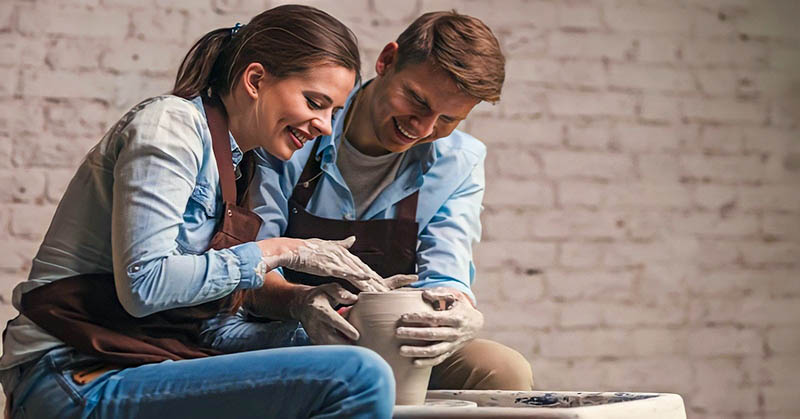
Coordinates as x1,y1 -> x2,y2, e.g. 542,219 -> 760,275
244,10 -> 533,390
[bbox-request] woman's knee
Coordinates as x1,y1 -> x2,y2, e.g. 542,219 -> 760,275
339,346 -> 395,392
318,346 -> 395,418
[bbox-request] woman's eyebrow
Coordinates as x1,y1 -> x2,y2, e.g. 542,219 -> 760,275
303,91 -> 333,106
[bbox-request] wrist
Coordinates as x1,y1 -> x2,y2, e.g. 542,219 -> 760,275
257,237 -> 304,269
287,284 -> 312,319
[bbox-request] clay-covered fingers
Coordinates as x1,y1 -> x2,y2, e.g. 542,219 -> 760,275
421,287 -> 459,309
326,244 -> 387,291
398,311 -> 464,328
319,283 -> 358,305
412,352 -> 453,367
395,326 -> 461,342
381,274 -> 418,290
317,306 -> 360,342
399,340 -> 456,359
299,284 -> 360,344
331,236 -> 357,249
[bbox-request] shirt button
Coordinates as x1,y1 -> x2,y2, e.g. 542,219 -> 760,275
291,208 -> 298,214
227,209 -> 233,217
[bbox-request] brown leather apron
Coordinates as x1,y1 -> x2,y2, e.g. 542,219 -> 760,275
18,96 -> 262,367
281,139 -> 419,292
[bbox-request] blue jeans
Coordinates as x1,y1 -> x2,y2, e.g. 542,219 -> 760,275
6,328 -> 395,418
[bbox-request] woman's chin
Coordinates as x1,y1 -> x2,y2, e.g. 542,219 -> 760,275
270,146 -> 295,161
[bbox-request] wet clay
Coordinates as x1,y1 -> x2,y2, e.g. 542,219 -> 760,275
347,290 -> 434,405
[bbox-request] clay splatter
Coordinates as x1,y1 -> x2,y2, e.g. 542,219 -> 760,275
514,392 -> 658,408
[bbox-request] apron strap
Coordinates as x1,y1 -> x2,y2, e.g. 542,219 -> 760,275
290,139 -> 419,222
395,190 -> 418,222
203,96 -> 236,204
291,139 -> 323,208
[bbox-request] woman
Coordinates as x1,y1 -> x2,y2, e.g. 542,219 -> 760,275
0,5 -> 401,419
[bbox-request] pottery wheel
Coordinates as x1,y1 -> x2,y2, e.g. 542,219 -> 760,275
423,398 -> 478,408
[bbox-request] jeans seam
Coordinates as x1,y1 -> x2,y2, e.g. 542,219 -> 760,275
101,376 -> 345,407
46,356 -> 85,406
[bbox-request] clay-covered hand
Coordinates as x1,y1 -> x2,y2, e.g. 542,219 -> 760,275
396,287 -> 484,367
258,236 -> 388,292
380,274 -> 419,290
289,283 -> 360,345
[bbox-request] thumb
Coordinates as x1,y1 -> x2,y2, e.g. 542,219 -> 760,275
382,274 -> 418,290
335,236 -> 356,249
321,283 -> 358,305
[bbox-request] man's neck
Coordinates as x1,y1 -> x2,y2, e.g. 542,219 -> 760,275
343,82 -> 390,157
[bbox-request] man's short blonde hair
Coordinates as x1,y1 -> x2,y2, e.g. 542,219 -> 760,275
395,10 -> 506,103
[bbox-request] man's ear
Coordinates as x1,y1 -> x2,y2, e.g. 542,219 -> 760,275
241,62 -> 267,99
375,42 -> 399,76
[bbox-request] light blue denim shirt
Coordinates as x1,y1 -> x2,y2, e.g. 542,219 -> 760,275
250,85 -> 486,302
0,95 -> 263,371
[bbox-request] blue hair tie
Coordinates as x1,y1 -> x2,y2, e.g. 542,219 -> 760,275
231,23 -> 244,36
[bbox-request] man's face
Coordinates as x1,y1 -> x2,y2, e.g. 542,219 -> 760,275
367,45 -> 480,154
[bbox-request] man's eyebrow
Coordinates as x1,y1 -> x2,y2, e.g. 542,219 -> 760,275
403,83 -> 464,121
403,84 -> 430,109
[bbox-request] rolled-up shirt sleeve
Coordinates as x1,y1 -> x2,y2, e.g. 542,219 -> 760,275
414,156 -> 485,305
111,104 -> 262,318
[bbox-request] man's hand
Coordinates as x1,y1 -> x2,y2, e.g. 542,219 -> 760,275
289,274 -> 418,345
288,283 -> 360,345
395,287 -> 484,367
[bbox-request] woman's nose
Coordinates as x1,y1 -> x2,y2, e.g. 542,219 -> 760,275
311,113 -> 332,137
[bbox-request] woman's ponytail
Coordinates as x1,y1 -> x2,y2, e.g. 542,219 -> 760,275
171,5 -> 360,102
172,28 -> 232,99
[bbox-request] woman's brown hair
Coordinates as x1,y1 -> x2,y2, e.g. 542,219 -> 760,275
172,5 -> 360,313
172,4 -> 361,99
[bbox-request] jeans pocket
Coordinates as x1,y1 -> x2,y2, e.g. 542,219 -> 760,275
45,353 -> 101,406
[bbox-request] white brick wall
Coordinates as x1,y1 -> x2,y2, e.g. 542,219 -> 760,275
0,1 -> 798,418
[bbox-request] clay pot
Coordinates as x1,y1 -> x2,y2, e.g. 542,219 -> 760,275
347,290 -> 433,405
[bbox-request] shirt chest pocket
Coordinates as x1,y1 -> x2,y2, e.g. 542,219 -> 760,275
176,182 -> 220,254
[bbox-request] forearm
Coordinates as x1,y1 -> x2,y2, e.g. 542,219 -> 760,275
114,243 -> 263,317
241,270 -> 305,320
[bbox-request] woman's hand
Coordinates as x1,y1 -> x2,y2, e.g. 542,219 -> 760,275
256,236 -> 388,292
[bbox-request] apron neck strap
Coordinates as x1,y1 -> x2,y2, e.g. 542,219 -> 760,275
292,139 -> 323,208
395,190 -> 418,222
203,96 -> 237,204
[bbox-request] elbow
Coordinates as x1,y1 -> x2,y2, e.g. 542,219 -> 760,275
114,267 -> 160,318
116,287 -> 156,318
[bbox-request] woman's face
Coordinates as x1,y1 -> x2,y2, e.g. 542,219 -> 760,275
247,64 -> 356,160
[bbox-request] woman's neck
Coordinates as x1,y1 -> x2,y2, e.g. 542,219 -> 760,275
220,91 -> 255,153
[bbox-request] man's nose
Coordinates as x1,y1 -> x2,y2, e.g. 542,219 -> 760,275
411,114 -> 437,137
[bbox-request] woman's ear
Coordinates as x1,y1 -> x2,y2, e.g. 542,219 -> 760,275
241,63 -> 267,99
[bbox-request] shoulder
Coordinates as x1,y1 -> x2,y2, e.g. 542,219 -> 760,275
113,96 -> 207,148
428,129 -> 486,175
122,95 -> 204,128
432,129 -> 486,164
106,96 -> 210,169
